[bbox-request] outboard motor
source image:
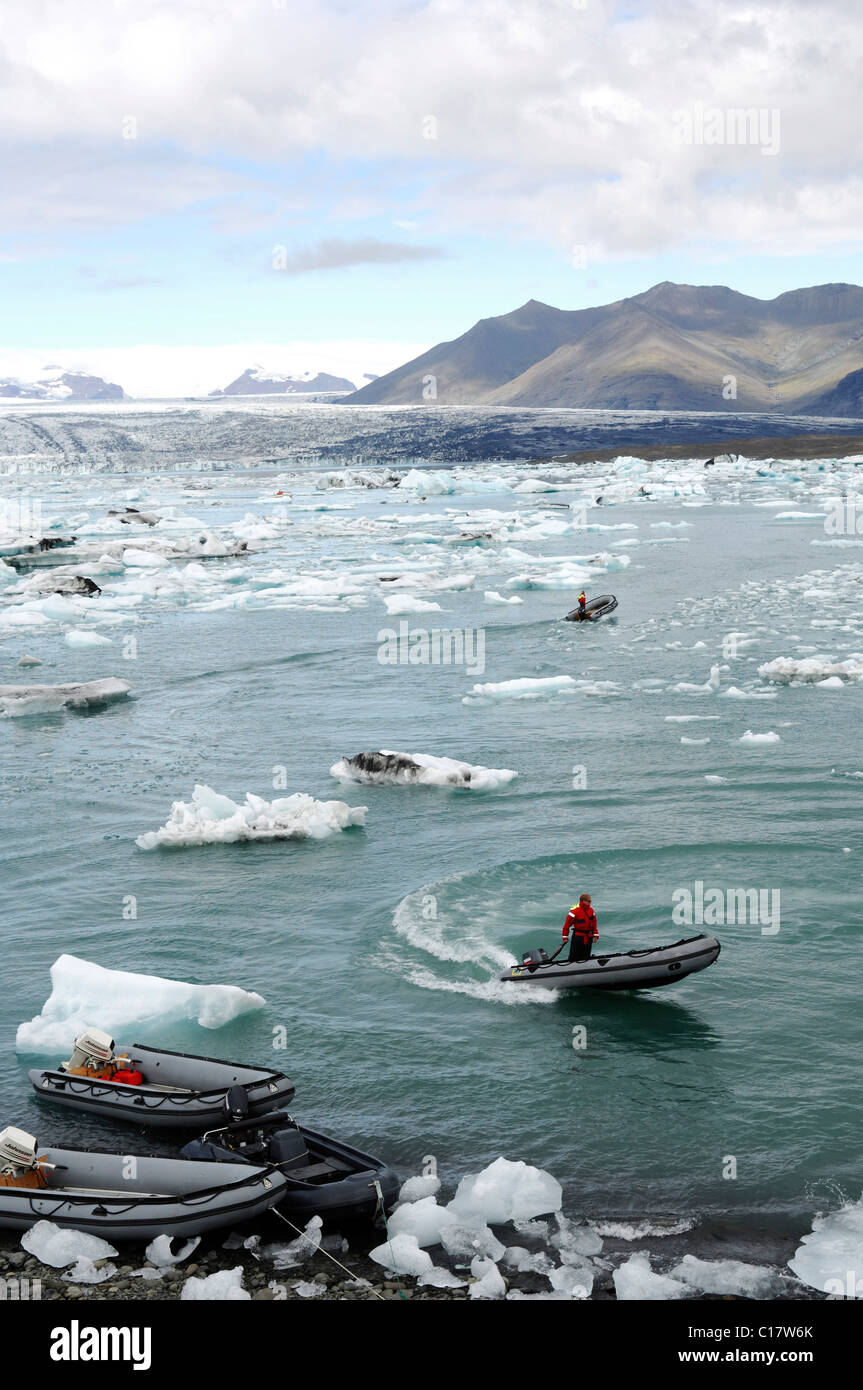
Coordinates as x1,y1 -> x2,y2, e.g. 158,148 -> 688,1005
63,1027 -> 116,1073
522,948 -> 550,973
223,1085 -> 249,1122
0,1126 -> 38,1179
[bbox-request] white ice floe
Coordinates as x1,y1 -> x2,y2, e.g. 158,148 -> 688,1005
398,1174 -> 441,1203
330,750 -> 517,791
469,1257 -> 507,1299
681,736 -> 710,744
136,783 -> 367,849
739,730 -> 781,744
369,1232 -> 434,1277
145,1235 -> 200,1266
669,1254 -> 782,1297
440,1223 -> 506,1267
0,678 -> 130,717
22,1221 -> 117,1269
484,590 -> 523,605
64,628 -> 112,647
463,675 -> 575,704
382,594 -> 442,615
447,1157 -> 562,1224
62,1257 -> 118,1285
15,953 -> 265,1052
181,1267 -> 251,1301
260,1216 -> 322,1270
759,654 -> 863,685
388,1197 -> 458,1248
548,1263 -> 594,1299
613,1252 -> 688,1300
705,774 -> 728,783
789,1196 -> 863,1297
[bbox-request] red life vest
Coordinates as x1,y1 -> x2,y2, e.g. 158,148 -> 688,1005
562,904 -> 598,942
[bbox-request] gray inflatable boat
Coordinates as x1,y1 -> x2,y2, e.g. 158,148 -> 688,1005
500,933 -> 721,991
0,1140 -> 287,1241
29,1043 -> 295,1130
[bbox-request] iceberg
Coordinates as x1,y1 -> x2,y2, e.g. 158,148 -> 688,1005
16,953 -> 265,1053
136,783 -> 367,848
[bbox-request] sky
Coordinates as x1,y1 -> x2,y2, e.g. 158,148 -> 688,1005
1,0 -> 862,395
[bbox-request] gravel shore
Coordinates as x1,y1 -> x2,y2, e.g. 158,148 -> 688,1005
0,1215 -> 824,1302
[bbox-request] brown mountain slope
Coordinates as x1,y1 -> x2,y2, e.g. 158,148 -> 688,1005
346,282 -> 863,414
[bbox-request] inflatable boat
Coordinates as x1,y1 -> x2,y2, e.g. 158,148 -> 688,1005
0,1125 -> 287,1240
565,594 -> 618,622
500,933 -> 720,991
181,1110 -> 399,1223
29,1036 -> 295,1130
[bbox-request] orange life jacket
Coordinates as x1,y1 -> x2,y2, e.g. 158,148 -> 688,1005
66,1061 -> 119,1081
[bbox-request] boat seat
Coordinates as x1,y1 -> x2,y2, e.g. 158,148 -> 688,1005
291,1159 -> 351,1181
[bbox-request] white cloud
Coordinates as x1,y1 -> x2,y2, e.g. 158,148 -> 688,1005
0,0 -> 861,256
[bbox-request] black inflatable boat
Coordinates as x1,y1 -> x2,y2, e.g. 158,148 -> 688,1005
500,933 -> 720,991
565,593 -> 618,622
181,1109 -> 399,1222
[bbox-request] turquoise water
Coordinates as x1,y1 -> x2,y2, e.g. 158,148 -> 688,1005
2,413 -> 861,1237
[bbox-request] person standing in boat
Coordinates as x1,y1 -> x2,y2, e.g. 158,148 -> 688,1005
577,589 -> 587,617
562,894 -> 598,962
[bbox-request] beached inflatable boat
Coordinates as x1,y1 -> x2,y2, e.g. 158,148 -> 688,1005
181,1110 -> 399,1223
0,1126 -> 287,1240
564,593 -> 618,622
29,1037 -> 295,1129
500,933 -> 720,991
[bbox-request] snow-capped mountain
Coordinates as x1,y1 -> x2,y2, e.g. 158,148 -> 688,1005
211,366 -> 356,396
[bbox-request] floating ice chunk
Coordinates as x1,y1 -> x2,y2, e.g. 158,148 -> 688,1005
22,1221 -> 117,1269
62,1257 -> 118,1285
668,664 -> 722,694
705,774 -> 728,783
64,629 -> 112,648
484,590 -> 523,605
613,1252 -> 688,1300
398,1174 -> 441,1203
789,1197 -> 863,1296
447,1157 -> 562,1224
369,1232 -> 434,1277
463,676 -> 576,704
0,678 -> 130,719
739,730 -> 780,744
817,676 -> 845,688
181,1267 -> 251,1301
136,784 -> 367,849
260,1216 -> 322,1270
669,1254 -> 782,1297
469,1257 -> 507,1299
331,751 -> 517,791
387,1197 -> 458,1248
440,1223 -> 506,1267
383,594 -> 442,615
17,653 -> 41,666
759,654 -> 863,684
15,952 -> 265,1053
123,547 -> 170,567
145,1235 -> 200,1266
681,736 -> 710,744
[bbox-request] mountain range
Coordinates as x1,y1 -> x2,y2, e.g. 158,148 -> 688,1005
0,371 -> 125,401
345,282 -> 863,415
211,367 -> 356,396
